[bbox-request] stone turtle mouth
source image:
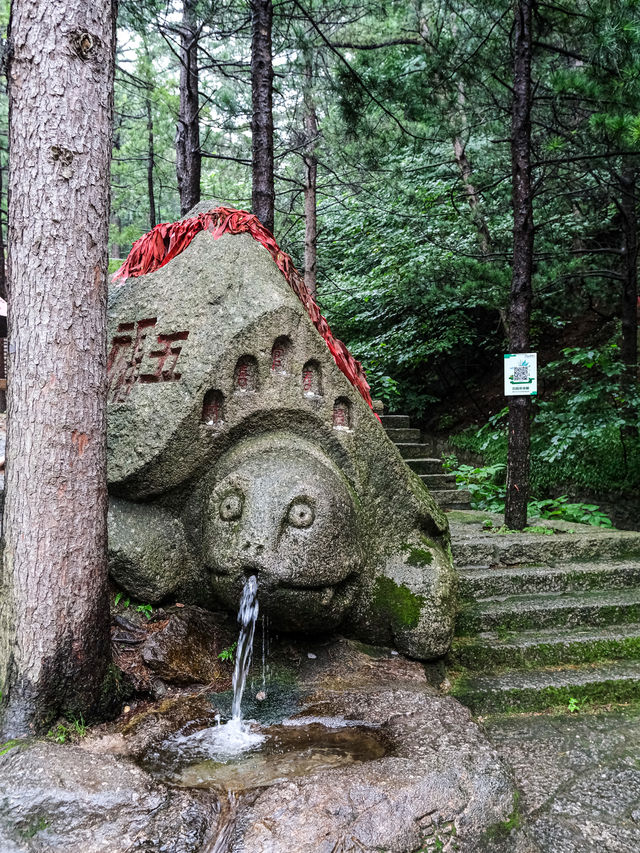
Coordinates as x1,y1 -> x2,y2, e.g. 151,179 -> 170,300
211,565 -> 360,607
242,567 -> 359,597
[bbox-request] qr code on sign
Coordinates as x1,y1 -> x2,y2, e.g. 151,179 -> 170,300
513,365 -> 529,382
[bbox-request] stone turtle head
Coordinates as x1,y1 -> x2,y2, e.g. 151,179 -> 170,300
200,433 -> 364,632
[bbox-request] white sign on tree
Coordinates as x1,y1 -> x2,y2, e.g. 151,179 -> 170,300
504,352 -> 537,396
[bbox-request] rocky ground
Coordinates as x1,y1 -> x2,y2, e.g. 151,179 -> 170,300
483,706 -> 640,853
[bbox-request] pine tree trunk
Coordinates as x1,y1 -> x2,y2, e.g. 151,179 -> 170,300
0,0 -> 116,737
453,136 -> 491,255
176,0 -> 201,216
620,168 -> 638,374
505,0 -> 534,531
147,95 -> 157,229
251,0 -> 275,234
303,60 -> 318,299
0,158 -> 6,303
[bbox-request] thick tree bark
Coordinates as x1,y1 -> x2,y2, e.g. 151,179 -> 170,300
251,0 -> 275,234
0,0 -> 116,737
176,0 -> 201,216
0,159 -> 6,303
619,168 -> 638,374
505,0 -> 534,531
147,94 -> 157,229
303,60 -> 318,298
0,158 -> 6,414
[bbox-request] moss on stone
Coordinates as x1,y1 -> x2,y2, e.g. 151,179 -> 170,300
402,543 -> 434,567
0,739 -> 21,756
451,674 -> 640,714
482,791 -> 521,840
373,577 -> 424,630
452,635 -> 640,672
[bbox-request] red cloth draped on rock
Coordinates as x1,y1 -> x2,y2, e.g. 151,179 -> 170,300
113,206 -> 375,411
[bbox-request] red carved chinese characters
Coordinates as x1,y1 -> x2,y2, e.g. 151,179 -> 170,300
202,390 -> 224,425
107,318 -> 189,402
271,344 -> 286,372
302,368 -> 314,393
333,399 -> 351,429
236,362 -> 250,390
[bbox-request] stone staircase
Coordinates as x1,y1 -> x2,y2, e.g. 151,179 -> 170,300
379,413 -> 470,509
447,515 -> 640,713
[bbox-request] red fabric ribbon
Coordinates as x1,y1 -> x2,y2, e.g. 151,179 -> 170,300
114,207 -> 375,411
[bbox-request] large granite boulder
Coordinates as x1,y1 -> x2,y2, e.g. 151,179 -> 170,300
106,208 -> 456,659
0,741 -> 218,852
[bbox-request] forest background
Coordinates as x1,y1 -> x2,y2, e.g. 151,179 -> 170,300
1,0 -> 639,515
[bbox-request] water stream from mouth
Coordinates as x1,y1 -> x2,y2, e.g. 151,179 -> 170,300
143,576 -> 387,797
231,574 -> 259,721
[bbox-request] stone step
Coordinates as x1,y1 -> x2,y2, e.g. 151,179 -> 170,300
379,414 -> 411,428
458,560 -> 640,600
456,587 -> 640,635
396,443 -> 434,460
432,489 -> 471,507
405,458 -> 443,475
384,427 -> 422,443
451,622 -> 640,671
418,473 -> 456,489
450,527 -> 640,568
450,659 -> 640,714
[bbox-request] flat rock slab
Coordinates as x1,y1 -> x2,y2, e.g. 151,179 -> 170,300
448,510 -> 640,567
231,689 -> 515,853
0,741 -> 219,852
154,639 -> 516,852
484,707 -> 640,852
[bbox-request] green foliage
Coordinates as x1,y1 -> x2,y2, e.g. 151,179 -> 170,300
568,696 -> 587,713
0,739 -> 20,756
450,462 -> 613,527
114,592 -> 130,609
451,342 -> 638,507
47,716 -> 88,744
114,592 -> 153,618
218,642 -> 238,662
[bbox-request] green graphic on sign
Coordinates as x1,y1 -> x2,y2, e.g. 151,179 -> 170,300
504,353 -> 537,396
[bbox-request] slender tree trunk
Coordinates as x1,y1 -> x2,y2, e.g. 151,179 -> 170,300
147,95 -> 157,229
0,158 -> 6,303
453,136 -> 491,255
0,157 -> 6,414
251,0 -> 275,233
619,167 -> 639,440
620,168 -> 638,373
505,0 -> 534,531
0,0 -> 116,737
176,0 -> 201,216
303,60 -> 318,298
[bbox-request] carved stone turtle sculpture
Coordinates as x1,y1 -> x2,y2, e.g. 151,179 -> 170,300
107,206 -> 456,659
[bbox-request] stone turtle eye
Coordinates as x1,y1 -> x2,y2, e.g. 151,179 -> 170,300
287,499 -> 315,529
219,491 -> 244,521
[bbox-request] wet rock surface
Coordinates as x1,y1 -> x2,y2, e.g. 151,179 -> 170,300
0,638 -> 518,853
111,604 -> 236,696
483,707 -> 640,852
232,690 -> 515,853
0,741 -> 219,852
142,638 -> 516,853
